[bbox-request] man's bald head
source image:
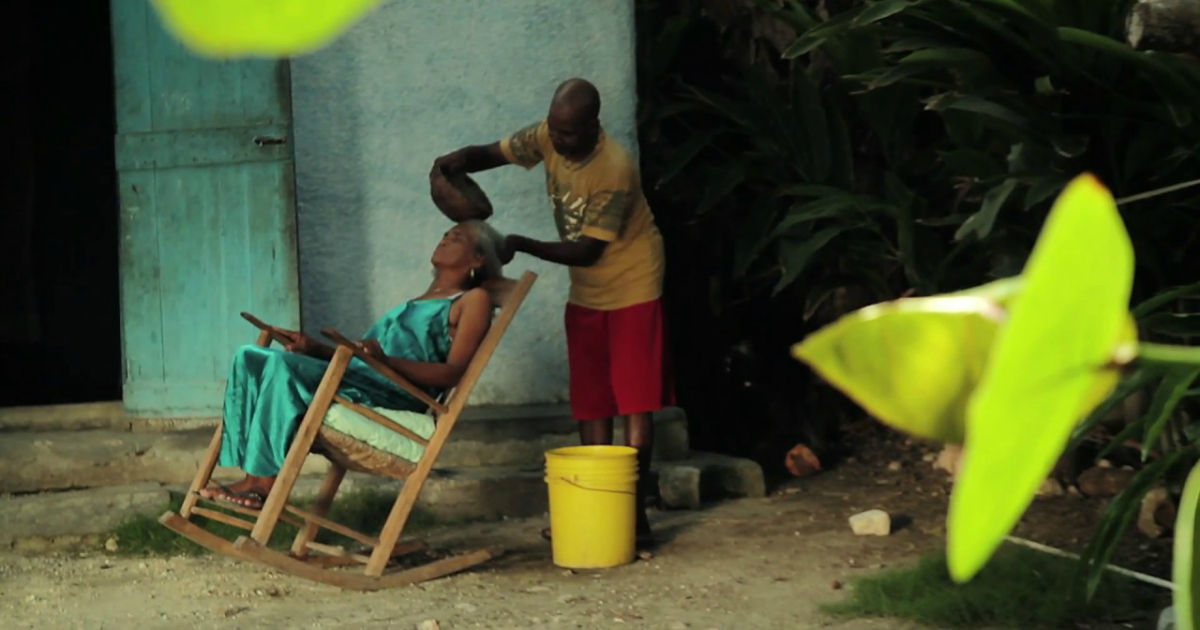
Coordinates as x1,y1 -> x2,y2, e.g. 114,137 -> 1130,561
546,78 -> 602,161
551,78 -> 601,122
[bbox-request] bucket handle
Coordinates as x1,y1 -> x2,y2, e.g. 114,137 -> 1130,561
551,476 -> 637,496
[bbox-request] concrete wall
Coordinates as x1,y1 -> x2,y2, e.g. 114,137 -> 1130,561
290,0 -> 639,405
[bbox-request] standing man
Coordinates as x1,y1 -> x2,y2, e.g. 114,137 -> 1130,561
432,78 -> 670,545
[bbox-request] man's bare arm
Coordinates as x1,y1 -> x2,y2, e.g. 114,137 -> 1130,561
434,142 -> 509,174
506,234 -> 607,268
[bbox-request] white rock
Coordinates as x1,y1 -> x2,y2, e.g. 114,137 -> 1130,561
1036,478 -> 1065,498
1138,487 -> 1173,538
933,445 -> 962,477
415,620 -> 441,630
886,461 -> 902,472
848,509 -> 891,536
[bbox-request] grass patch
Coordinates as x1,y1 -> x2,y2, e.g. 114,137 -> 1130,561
111,487 -> 443,556
822,546 -> 1162,629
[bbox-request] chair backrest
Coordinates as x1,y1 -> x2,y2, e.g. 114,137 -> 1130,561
436,271 -> 537,416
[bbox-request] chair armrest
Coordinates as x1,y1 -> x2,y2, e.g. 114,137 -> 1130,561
319,327 -> 449,415
240,312 -> 297,347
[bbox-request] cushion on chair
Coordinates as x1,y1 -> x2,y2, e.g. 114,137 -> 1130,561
322,403 -> 435,464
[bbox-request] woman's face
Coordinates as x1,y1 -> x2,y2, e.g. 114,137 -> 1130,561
431,225 -> 483,273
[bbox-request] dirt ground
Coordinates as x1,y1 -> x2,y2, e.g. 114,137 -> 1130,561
0,427 -> 1173,630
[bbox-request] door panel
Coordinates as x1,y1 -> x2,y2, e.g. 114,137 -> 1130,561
112,0 -> 300,417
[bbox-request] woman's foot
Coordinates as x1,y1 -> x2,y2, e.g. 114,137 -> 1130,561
199,475 -> 274,509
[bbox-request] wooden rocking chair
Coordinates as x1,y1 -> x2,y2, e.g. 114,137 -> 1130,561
160,271 -> 537,590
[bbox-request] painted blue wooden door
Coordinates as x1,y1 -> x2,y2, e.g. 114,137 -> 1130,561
111,1 -> 301,417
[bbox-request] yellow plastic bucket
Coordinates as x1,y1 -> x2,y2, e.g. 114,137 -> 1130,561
544,445 -> 639,569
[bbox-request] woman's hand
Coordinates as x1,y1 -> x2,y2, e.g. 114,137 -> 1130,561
355,339 -> 387,362
284,333 -> 316,355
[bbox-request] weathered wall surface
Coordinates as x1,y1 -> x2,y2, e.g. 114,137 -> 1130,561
291,0 -> 638,404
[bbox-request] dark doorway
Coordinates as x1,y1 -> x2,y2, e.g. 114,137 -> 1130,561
0,0 -> 121,406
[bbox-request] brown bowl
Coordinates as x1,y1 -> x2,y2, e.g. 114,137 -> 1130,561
430,164 -> 494,220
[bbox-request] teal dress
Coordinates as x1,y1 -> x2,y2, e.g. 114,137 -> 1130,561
219,295 -> 461,477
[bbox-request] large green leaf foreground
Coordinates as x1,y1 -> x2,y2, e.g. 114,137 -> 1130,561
793,173 -> 1135,582
1177,464 -> 1200,630
150,0 -> 381,58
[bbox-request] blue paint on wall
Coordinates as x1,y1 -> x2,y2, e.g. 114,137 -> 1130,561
291,0 -> 639,404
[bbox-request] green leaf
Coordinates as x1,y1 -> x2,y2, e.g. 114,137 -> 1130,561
776,184 -> 849,198
1142,313 -> 1200,339
782,10 -> 858,59
955,178 -> 1018,241
793,296 -> 1003,443
917,214 -> 969,227
826,109 -> 857,189
1007,142 -> 1059,176
853,0 -> 919,27
898,47 -> 992,67
885,37 -> 948,53
733,203 -> 780,279
655,129 -> 726,188
1068,367 -> 1160,450
1023,178 -> 1066,211
770,197 -> 859,239
150,0 -> 381,57
792,71 -> 832,182
772,227 -> 847,295
936,96 -> 1031,132
1176,463 -> 1200,630
782,35 -> 830,59
1141,368 -> 1200,459
850,64 -> 937,90
950,276 -> 1023,305
646,15 -> 692,80
696,160 -> 749,216
1034,75 -> 1057,95
885,173 -> 922,289
1052,135 -> 1089,158
938,149 -> 1003,179
948,174 -> 1136,583
1133,282 -> 1200,319
1081,451 -> 1186,599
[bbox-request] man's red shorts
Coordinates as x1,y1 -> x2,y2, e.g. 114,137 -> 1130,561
564,298 -> 676,421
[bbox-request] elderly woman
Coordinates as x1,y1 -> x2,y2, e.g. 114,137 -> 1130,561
202,220 -> 506,508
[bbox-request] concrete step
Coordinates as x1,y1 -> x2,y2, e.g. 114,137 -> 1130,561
1,453 -> 766,548
0,408 -> 690,494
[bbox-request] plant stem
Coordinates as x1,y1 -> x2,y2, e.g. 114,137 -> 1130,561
1138,343 -> 1200,368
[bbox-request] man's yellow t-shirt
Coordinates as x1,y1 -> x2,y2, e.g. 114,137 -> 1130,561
500,120 -> 666,311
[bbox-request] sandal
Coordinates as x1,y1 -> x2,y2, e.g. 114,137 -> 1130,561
215,489 -> 267,510
196,483 -> 235,501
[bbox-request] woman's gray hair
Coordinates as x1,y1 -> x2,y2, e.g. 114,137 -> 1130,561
460,219 -> 506,288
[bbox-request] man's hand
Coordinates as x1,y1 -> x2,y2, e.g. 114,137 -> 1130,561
355,339 -> 387,362
433,150 -> 468,174
499,234 -> 519,264
432,142 -> 509,176
502,234 -> 606,268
